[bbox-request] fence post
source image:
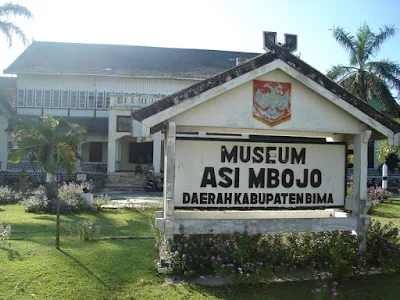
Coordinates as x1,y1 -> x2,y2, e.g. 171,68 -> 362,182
382,163 -> 388,189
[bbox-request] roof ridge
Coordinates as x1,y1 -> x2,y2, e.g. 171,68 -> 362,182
29,40 -> 261,55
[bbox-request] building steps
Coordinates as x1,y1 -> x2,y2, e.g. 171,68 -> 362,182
105,172 -> 146,191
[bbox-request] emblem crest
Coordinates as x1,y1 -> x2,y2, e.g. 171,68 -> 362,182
253,80 -> 291,126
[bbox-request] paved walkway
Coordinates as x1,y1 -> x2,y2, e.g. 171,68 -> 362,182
95,191 -> 163,209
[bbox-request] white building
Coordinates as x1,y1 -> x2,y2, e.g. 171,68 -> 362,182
1,41 -> 259,188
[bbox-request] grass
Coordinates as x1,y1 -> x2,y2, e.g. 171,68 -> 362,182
0,201 -> 399,299
370,198 -> 400,227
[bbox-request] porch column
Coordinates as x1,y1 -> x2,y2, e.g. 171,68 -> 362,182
353,130 -> 372,253
107,138 -> 116,172
153,131 -> 162,173
164,122 -> 176,241
107,109 -> 117,173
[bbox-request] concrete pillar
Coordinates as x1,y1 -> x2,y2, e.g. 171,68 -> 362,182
164,122 -> 176,241
152,131 -> 162,173
107,109 -> 117,173
107,138 -> 116,172
353,130 -> 372,253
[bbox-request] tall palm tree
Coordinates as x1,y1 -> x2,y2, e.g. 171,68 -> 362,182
327,23 -> 400,114
0,2 -> 33,47
8,116 -> 85,249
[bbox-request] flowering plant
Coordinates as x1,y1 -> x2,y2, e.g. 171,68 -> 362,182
312,273 -> 340,299
367,186 -> 392,206
0,224 -> 11,241
0,186 -> 24,205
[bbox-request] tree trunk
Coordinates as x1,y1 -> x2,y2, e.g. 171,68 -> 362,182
45,174 -> 60,250
359,70 -> 368,102
55,197 -> 60,250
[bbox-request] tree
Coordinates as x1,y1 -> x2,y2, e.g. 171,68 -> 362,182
8,116 -> 86,249
377,117 -> 400,170
327,23 -> 400,115
0,2 -> 33,48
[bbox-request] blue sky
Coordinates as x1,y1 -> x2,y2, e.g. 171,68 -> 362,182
1,0 -> 400,75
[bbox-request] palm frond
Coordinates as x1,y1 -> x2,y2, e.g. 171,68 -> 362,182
57,142 -> 77,178
0,21 -> 28,47
339,73 -> 359,97
368,59 -> 400,92
8,137 -> 42,163
327,65 -> 357,81
0,3 -> 33,18
10,116 -> 85,177
355,23 -> 372,66
0,21 -> 12,47
367,75 -> 399,112
331,26 -> 358,65
365,24 -> 397,60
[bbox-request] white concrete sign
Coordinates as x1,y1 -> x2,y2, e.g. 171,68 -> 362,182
175,139 -> 346,208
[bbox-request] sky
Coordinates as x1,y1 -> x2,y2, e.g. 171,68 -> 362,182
1,0 -> 400,75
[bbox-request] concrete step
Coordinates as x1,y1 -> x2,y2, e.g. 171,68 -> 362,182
105,172 -> 146,191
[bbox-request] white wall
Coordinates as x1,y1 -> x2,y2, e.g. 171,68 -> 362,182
172,69 -> 364,135
17,74 -> 199,95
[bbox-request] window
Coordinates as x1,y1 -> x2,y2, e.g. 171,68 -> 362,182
61,91 -> 69,108
79,91 -> 86,109
96,92 -> 104,109
70,91 -> 78,108
87,91 -> 95,109
17,89 -> 25,107
117,116 -> 131,132
89,142 -> 103,162
44,90 -> 51,108
105,92 -> 111,109
26,89 -> 34,107
52,90 -> 60,108
35,90 -> 43,107
129,142 -> 153,164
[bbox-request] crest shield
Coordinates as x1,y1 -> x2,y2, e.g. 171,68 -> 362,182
253,80 -> 291,126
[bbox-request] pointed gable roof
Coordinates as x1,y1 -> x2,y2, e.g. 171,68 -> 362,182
132,40 -> 400,139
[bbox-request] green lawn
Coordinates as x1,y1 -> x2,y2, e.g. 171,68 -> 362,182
0,202 -> 399,299
370,198 -> 400,227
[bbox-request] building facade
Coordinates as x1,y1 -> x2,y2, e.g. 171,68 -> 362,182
1,41 -> 259,187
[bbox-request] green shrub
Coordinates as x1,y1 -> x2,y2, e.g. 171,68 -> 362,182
0,224 -> 11,241
22,185 -> 49,213
155,221 -> 400,281
23,181 -> 98,214
56,181 -> 95,213
0,224 -> 11,250
93,194 -> 111,210
0,186 -> 23,205
65,220 -> 100,241
365,221 -> 400,272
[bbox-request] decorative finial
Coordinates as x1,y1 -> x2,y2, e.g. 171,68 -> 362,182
263,31 -> 298,53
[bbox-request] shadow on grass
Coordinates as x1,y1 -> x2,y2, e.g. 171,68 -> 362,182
59,249 -> 110,288
0,244 -> 23,261
370,209 -> 400,219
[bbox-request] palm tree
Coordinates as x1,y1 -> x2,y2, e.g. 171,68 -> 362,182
8,116 -> 85,249
327,23 -> 400,115
0,2 -> 33,48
